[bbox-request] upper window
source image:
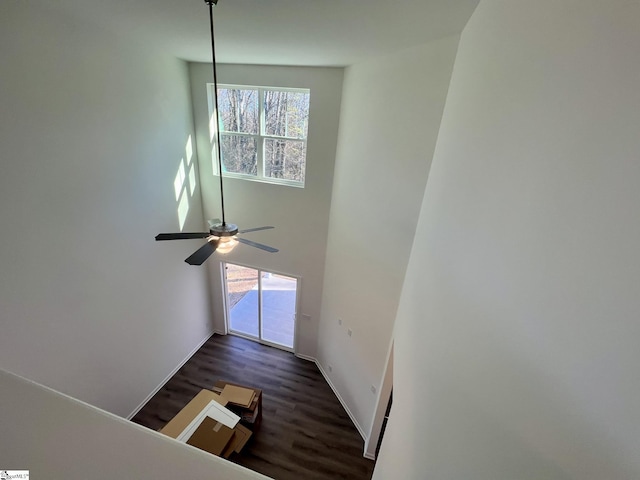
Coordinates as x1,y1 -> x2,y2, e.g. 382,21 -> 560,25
209,84 -> 310,187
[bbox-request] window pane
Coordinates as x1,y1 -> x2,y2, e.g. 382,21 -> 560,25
264,90 -> 309,139
261,272 -> 296,349
226,264 -> 259,338
218,88 -> 259,134
220,134 -> 257,176
264,138 -> 306,182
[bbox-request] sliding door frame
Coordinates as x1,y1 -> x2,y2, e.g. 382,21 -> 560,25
221,261 -> 301,354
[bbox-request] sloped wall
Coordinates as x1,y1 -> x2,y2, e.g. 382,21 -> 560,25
376,1 -> 640,478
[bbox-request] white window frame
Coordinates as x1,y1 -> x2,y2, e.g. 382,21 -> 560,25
207,83 -> 310,188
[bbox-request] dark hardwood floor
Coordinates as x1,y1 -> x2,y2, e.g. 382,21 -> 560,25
132,334 -> 375,480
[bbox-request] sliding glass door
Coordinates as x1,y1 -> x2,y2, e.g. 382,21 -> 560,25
223,262 -> 298,351
225,264 -> 260,338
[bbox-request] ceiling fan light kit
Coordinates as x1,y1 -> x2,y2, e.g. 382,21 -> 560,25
154,0 -> 278,265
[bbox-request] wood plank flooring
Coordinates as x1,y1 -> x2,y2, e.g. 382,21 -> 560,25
131,334 -> 375,480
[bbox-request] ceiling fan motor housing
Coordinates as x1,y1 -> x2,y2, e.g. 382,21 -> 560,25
210,223 -> 238,237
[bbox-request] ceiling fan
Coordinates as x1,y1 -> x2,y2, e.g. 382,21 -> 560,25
155,0 -> 278,265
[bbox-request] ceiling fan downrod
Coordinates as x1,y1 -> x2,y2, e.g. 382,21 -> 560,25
206,0 -> 226,227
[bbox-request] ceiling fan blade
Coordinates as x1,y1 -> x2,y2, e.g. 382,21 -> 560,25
237,226 -> 275,234
185,240 -> 219,265
237,237 -> 279,253
207,218 -> 222,227
156,232 -> 210,241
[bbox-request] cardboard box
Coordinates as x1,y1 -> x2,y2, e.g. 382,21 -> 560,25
160,389 -> 252,458
221,423 -> 253,458
160,389 -> 227,438
213,380 -> 262,426
186,416 -> 235,456
221,384 -> 256,408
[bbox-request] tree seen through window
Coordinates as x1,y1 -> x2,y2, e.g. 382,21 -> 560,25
213,85 -> 310,186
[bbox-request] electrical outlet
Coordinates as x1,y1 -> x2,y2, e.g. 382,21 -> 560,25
338,318 -> 342,326
348,328 -> 353,337
328,364 -> 333,372
371,385 -> 377,394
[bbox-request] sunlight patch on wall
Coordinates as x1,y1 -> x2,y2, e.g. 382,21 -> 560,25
177,191 -> 189,231
188,164 -> 197,196
211,143 -> 223,175
209,111 -> 217,142
186,135 -> 193,165
174,161 -> 186,201
174,152 -> 191,231
170,135 -> 197,231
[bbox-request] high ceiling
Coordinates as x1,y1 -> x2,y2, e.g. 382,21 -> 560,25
46,0 -> 479,67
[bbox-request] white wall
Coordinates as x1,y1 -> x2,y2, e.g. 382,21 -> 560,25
317,36 -> 460,437
0,2 -> 212,417
189,63 -> 343,358
375,1 -> 640,478
0,369 -> 269,479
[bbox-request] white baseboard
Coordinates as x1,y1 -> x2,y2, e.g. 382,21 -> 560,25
126,330 -> 215,420
294,353 -> 316,363
364,452 -> 376,461
313,359 -> 368,444
295,353 -> 368,443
